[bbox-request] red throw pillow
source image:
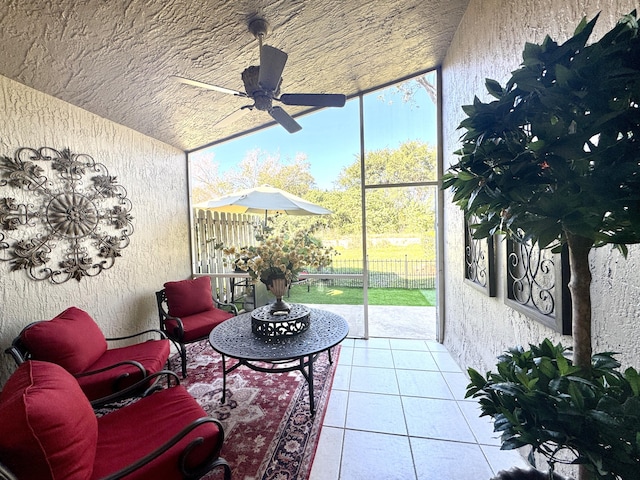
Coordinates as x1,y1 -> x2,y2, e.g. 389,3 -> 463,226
0,360 -> 98,480
164,276 -> 215,318
21,306 -> 108,374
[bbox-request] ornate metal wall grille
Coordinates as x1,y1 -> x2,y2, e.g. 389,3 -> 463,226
505,237 -> 571,334
464,217 -> 495,296
0,147 -> 133,284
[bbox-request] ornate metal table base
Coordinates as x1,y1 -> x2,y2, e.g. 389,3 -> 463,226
220,353 -> 326,414
209,307 -> 349,415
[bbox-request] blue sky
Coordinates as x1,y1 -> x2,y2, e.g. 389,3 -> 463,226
192,75 -> 437,190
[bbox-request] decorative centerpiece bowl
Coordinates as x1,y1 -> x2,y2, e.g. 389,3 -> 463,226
251,303 -> 311,338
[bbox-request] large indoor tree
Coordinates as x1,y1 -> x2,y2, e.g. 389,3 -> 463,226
443,12 -> 640,480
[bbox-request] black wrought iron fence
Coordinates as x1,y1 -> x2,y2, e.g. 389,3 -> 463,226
307,257 -> 436,289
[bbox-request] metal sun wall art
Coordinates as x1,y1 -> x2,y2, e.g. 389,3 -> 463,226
0,147 -> 133,284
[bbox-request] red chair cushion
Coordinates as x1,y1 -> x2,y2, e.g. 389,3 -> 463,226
0,361 -> 98,480
92,386 -> 222,479
21,307 -> 108,375
78,339 -> 171,400
164,277 -> 215,318
165,309 -> 234,342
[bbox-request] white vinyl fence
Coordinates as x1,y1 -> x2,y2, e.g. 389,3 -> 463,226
193,209 -> 260,298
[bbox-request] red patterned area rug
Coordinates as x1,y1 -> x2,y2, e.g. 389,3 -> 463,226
172,340 -> 340,480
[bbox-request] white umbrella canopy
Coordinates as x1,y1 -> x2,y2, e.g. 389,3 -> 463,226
194,185 -> 332,220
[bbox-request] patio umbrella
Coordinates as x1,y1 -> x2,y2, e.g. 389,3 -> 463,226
194,185 -> 332,223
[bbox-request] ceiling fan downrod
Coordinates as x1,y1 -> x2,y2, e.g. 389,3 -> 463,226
248,18 -> 269,49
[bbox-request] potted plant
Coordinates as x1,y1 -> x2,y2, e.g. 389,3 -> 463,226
443,10 -> 640,480
469,339 -> 640,480
223,224 -> 335,313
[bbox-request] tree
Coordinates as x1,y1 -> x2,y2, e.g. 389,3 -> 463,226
443,12 -> 640,480
367,140 -> 437,186
220,149 -> 316,197
189,148 -> 317,203
315,186 -> 361,235
395,72 -> 437,105
378,71 -> 437,106
190,150 -> 225,203
332,140 -> 437,236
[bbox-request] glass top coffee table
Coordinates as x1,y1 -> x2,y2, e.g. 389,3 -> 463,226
209,306 -> 349,414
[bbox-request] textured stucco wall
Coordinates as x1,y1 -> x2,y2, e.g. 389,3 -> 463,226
0,75 -> 191,386
441,0 -> 640,374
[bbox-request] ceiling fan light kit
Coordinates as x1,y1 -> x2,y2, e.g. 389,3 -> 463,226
173,17 -> 346,134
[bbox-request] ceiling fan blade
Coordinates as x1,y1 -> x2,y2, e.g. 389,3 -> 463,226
269,106 -> 301,133
171,75 -> 247,97
258,45 -> 288,91
214,106 -> 251,129
279,93 -> 346,108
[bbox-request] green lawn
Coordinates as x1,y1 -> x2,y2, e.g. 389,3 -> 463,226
288,284 -> 436,306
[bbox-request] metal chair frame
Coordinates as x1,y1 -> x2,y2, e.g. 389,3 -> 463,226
156,289 -> 237,377
5,322 -> 172,407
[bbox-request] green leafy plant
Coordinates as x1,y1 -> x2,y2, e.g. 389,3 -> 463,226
443,11 -> 640,480
467,340 -> 640,479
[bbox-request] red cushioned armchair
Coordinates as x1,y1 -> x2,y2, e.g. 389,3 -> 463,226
5,306 -> 171,406
0,360 -> 230,480
157,276 -> 237,377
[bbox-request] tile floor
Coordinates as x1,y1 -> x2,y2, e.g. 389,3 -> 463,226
309,337 -> 530,480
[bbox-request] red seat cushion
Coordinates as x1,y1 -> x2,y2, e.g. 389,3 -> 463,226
21,307 -> 107,375
92,386 -> 222,480
78,339 -> 170,400
164,277 -> 215,317
0,361 -> 98,480
164,308 -> 234,342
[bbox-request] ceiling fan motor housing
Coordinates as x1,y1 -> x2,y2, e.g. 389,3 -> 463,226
241,65 -> 280,111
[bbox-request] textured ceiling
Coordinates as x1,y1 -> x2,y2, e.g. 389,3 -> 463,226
0,0 -> 469,151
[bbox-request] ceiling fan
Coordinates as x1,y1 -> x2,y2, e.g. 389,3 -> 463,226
172,18 -> 346,133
